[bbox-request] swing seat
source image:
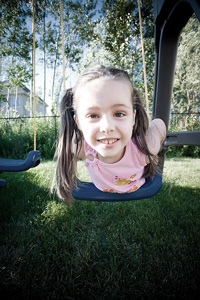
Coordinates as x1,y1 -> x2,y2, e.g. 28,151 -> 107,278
0,150 -> 41,187
72,173 -> 163,202
0,150 -> 41,173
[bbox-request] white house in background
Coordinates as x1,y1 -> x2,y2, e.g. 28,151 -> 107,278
0,83 -> 48,117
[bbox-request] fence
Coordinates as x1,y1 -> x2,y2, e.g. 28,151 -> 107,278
0,113 -> 200,159
1,112 -> 199,134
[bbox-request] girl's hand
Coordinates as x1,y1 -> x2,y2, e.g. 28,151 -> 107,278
146,119 -> 166,156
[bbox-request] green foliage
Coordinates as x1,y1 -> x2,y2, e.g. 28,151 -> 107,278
0,0 -> 32,98
0,0 -> 199,135
79,0 -> 155,111
166,113 -> 200,158
0,114 -> 199,160
166,144 -> 200,158
172,14 -> 200,129
0,117 -> 59,159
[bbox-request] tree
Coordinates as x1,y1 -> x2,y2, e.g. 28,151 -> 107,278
0,0 -> 32,115
0,0 -> 156,117
172,14 -> 200,130
49,0 -> 97,114
79,0 -> 155,110
33,0 -> 97,115
34,0 -> 50,115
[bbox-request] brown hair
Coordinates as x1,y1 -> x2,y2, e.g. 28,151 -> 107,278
55,65 -> 158,204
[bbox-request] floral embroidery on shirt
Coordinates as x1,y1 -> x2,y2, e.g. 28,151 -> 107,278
115,174 -> 136,186
103,184 -> 139,193
127,185 -> 139,192
102,188 -> 116,193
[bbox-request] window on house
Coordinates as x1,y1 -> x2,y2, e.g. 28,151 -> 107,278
9,96 -> 19,108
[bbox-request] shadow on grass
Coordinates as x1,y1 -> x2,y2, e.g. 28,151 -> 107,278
0,171 -> 200,300
0,171 -> 52,222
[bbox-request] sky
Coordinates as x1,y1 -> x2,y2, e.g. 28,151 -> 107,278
35,53 -> 77,114
34,0 -> 103,114
27,15 -> 79,115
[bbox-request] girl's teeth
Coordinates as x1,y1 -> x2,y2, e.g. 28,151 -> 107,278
101,139 -> 116,144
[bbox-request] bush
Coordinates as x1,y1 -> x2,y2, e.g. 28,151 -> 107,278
0,116 -> 60,159
166,122 -> 200,158
0,116 -> 199,159
166,145 -> 200,158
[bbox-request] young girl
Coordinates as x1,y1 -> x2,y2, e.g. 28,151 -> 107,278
55,65 -> 166,204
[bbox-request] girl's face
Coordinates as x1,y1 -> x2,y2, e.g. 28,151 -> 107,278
75,78 -> 135,164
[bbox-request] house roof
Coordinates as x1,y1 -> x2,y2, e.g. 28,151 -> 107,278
1,80 -> 48,107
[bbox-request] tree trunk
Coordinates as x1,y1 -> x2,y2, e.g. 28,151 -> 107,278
30,45 -> 34,117
15,86 -> 18,115
6,87 -> 10,118
51,23 -> 61,115
43,5 -> 46,116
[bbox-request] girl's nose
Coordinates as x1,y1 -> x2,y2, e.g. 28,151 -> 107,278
100,115 -> 115,133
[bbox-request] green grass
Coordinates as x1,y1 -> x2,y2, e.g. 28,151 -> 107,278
0,158 -> 200,300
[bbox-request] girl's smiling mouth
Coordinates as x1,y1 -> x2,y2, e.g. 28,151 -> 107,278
98,138 -> 119,144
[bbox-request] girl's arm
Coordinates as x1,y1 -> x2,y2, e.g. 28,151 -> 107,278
146,118 -> 166,156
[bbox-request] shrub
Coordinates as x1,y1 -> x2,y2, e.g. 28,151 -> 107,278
166,121 -> 200,158
0,116 -> 60,159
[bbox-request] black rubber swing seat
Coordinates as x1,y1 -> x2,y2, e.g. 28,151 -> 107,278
72,173 -> 163,202
0,150 -> 41,187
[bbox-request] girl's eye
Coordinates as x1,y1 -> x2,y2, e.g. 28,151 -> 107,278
87,114 -> 99,119
114,112 -> 126,117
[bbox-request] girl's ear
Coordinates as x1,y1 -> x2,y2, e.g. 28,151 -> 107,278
74,114 -> 81,131
133,109 -> 136,127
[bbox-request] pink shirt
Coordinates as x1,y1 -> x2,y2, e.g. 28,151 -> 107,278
84,139 -> 147,193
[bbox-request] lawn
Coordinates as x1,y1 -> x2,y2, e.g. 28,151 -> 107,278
0,158 -> 200,300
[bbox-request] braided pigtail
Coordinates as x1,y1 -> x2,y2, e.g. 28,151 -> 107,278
132,89 -> 158,178
55,88 -> 82,204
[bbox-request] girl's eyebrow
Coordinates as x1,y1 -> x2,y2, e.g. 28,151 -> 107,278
112,104 -> 132,109
85,104 -> 132,111
85,106 -> 101,111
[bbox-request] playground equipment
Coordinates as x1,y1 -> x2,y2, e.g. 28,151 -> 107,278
0,151 -> 41,187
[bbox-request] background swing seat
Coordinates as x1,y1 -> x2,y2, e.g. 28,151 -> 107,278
0,150 -> 41,187
72,173 -> 162,202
